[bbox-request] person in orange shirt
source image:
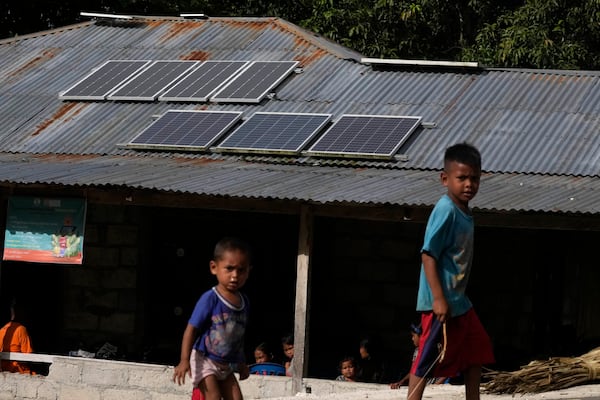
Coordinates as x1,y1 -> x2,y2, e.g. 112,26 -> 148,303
0,300 -> 34,374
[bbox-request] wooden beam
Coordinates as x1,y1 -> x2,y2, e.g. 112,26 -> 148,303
292,205 -> 313,394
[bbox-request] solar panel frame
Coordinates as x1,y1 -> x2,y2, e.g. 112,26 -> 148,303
305,114 -> 422,160
211,61 -> 299,103
216,112 -> 332,155
107,60 -> 199,101
126,110 -> 243,152
59,60 -> 151,100
158,60 -> 250,102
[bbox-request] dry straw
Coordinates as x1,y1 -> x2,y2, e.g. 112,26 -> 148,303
483,347 -> 600,394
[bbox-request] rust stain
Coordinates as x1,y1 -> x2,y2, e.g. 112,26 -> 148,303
145,20 -> 169,29
31,102 -> 84,136
294,48 -> 327,67
159,21 -> 203,44
227,20 -> 269,30
7,48 -> 58,79
180,50 -> 210,61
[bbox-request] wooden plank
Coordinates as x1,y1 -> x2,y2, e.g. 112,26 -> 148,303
292,205 -> 313,394
0,352 -> 54,363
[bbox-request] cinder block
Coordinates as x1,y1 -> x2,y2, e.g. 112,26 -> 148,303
88,205 -> 125,225
120,247 -> 138,266
102,388 -> 148,400
128,367 -> 171,390
16,376 -> 42,398
149,392 -> 187,400
107,225 -> 138,245
99,312 -> 135,334
101,268 -> 137,289
63,311 -> 99,330
118,289 -> 137,312
58,385 -> 101,400
37,379 -> 59,400
48,359 -> 83,384
81,362 -> 129,386
85,246 -> 120,267
0,390 -> 15,400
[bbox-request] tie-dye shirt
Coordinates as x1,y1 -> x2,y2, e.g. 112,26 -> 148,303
190,287 -> 249,364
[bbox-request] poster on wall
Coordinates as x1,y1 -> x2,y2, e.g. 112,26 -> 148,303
3,196 -> 86,264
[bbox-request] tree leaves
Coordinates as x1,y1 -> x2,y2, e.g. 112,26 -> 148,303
3,0 -> 600,69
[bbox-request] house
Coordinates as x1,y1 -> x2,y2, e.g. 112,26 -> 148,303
1,14 -> 599,391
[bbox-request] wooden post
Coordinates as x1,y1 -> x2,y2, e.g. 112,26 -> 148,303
292,205 -> 313,394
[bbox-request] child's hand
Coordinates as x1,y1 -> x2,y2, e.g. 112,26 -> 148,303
432,297 -> 449,322
238,362 -> 250,380
173,360 -> 191,385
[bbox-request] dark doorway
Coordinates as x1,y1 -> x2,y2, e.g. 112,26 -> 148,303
140,207 -> 299,365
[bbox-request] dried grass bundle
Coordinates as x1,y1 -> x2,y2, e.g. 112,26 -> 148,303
483,347 -> 600,394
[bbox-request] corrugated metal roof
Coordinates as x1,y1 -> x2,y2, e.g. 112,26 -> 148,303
0,16 -> 599,213
1,153 -> 597,214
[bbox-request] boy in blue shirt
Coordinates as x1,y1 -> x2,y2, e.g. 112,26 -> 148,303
408,143 -> 494,400
173,237 -> 252,400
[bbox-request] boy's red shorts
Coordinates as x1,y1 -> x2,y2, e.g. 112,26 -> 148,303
192,387 -> 204,400
411,308 -> 495,378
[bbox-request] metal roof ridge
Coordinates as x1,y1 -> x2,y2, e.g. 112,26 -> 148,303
0,21 -> 93,44
483,66 -> 600,76
273,18 -> 365,62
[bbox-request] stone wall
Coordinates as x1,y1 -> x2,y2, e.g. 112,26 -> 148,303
0,357 -> 388,400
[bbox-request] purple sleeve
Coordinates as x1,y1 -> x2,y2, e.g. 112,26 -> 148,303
188,289 -> 215,330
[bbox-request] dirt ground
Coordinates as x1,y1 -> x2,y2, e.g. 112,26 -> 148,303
260,383 -> 600,400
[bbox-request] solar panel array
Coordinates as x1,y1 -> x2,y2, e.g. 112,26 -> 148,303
306,115 -> 422,159
216,112 -> 332,155
126,111 -> 422,160
159,61 -> 249,102
60,60 -> 298,103
127,110 -> 243,151
107,61 -> 198,101
59,60 -> 151,100
211,61 -> 299,103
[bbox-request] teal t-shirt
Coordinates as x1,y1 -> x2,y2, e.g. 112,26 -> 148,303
416,194 -> 474,317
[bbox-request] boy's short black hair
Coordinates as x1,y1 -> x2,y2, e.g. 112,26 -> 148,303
444,142 -> 481,170
213,237 -> 251,261
338,355 -> 356,370
281,333 -> 294,346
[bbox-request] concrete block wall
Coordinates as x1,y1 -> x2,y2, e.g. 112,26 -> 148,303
0,357 -> 388,400
62,204 -> 142,355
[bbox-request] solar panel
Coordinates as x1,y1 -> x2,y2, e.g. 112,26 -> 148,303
216,112 -> 332,155
127,110 -> 243,151
107,61 -> 199,101
159,61 -> 249,102
59,60 -> 151,100
211,61 -> 299,103
305,114 -> 422,159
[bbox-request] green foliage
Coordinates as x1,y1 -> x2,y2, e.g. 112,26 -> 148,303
3,0 -> 600,69
464,0 -> 600,69
302,0 -> 516,59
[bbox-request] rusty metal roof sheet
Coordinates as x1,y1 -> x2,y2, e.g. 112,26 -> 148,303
0,16 -> 599,213
1,153 -> 597,214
